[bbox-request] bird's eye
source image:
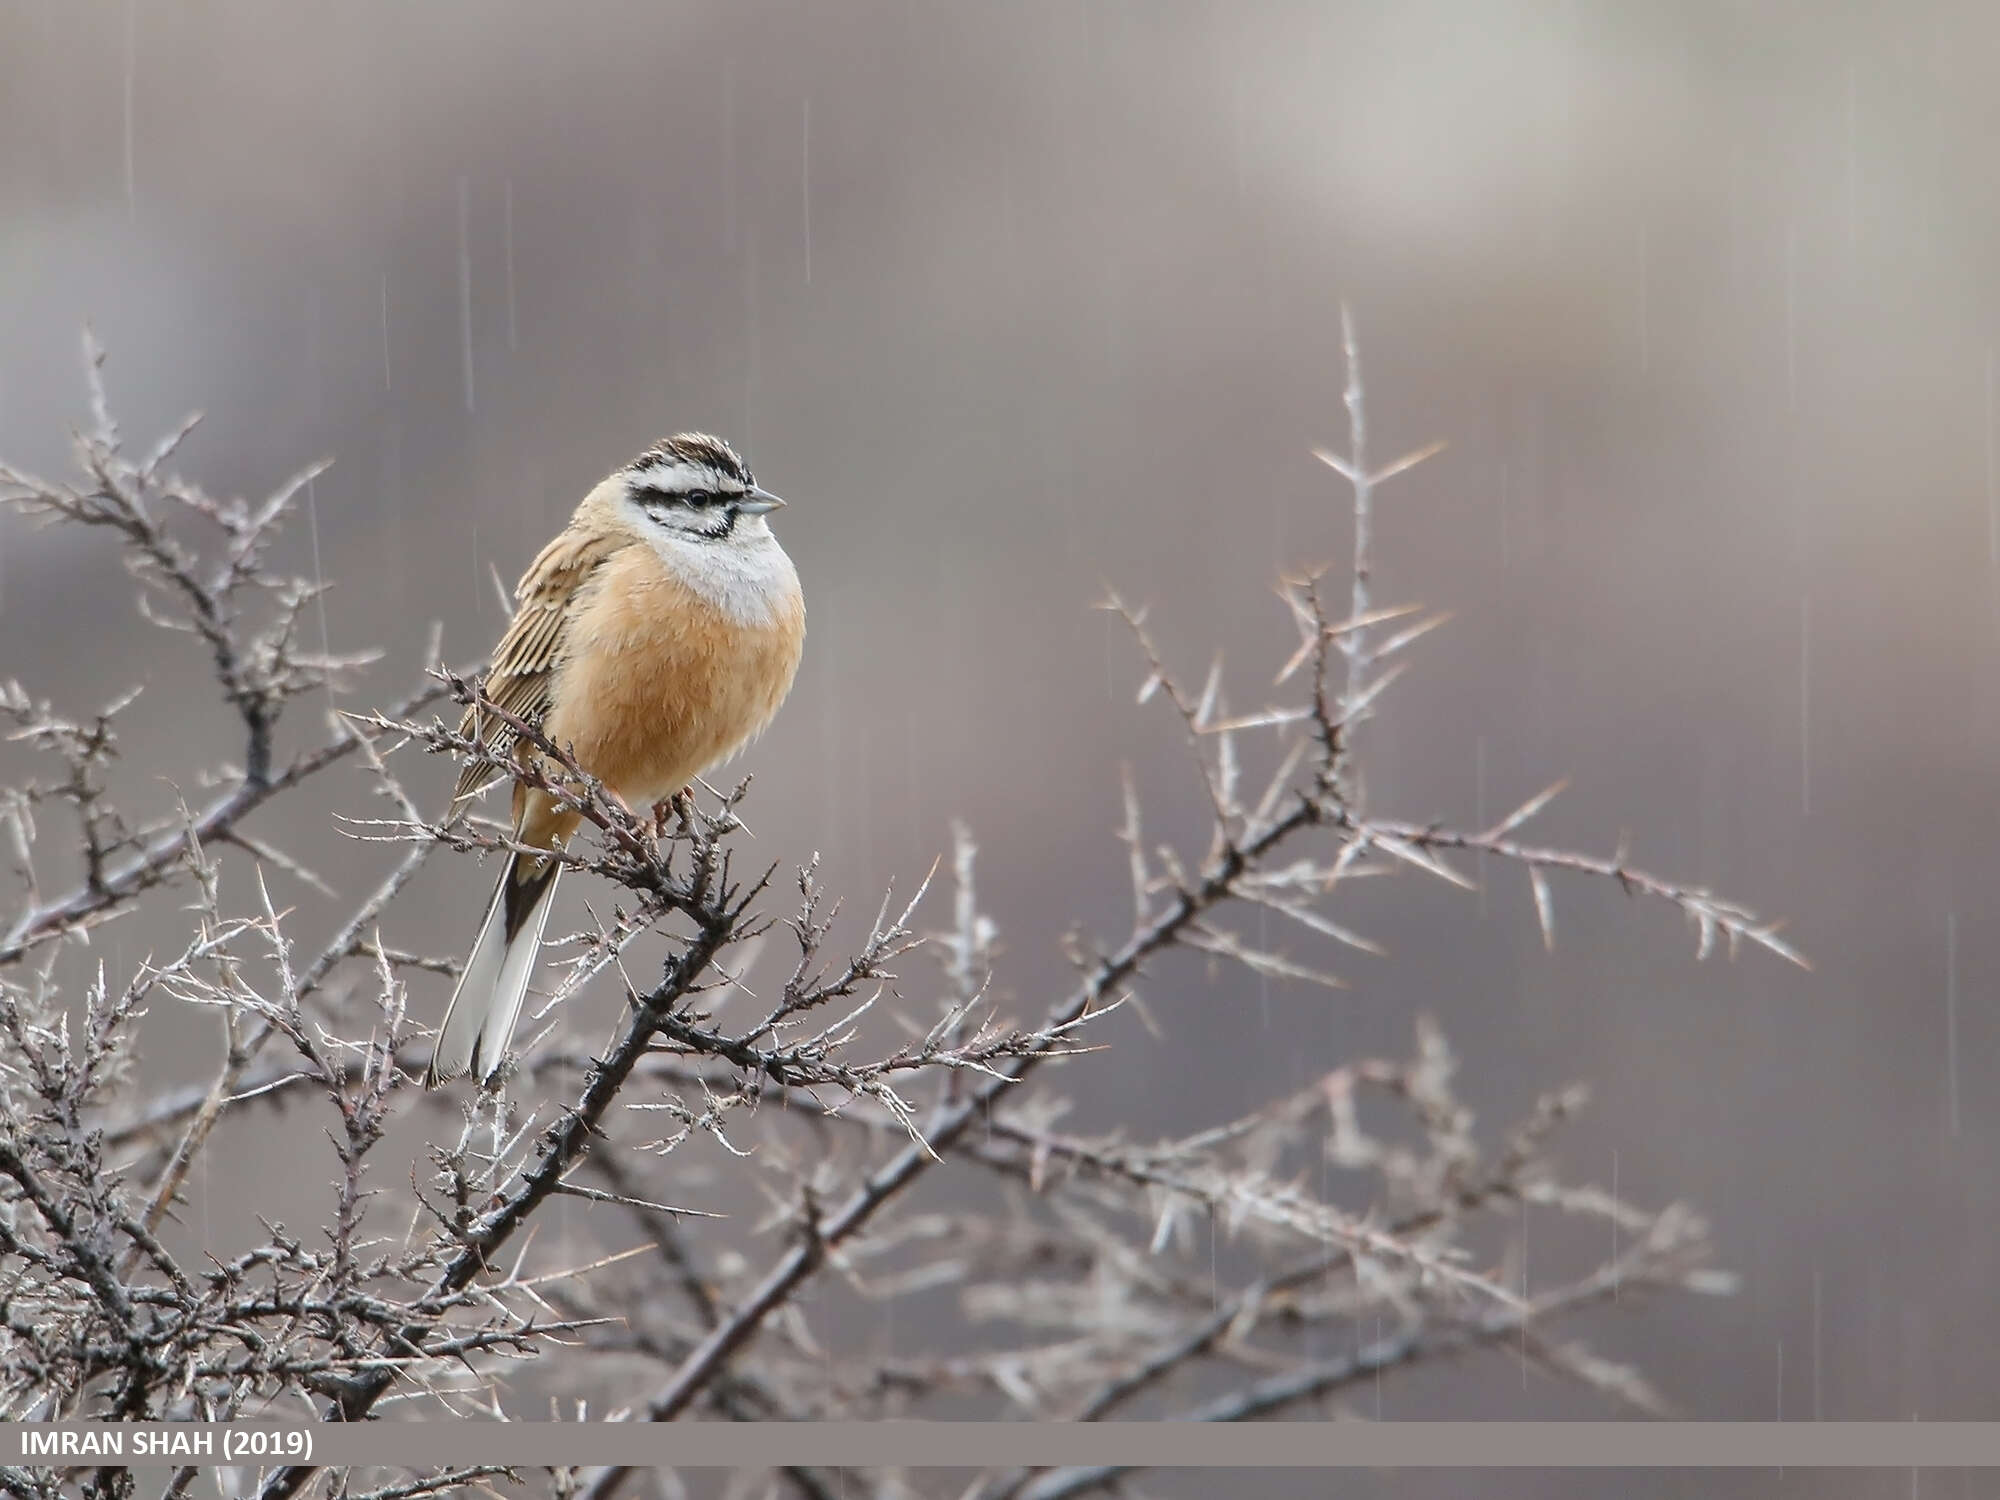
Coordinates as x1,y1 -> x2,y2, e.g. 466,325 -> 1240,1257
684,490 -> 716,509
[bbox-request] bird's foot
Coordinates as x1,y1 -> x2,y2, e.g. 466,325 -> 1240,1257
650,786 -> 696,835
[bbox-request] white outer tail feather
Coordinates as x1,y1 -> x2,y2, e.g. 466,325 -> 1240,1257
429,856 -> 561,1085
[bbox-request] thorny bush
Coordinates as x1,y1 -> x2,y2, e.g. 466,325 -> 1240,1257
0,322 -> 1798,1500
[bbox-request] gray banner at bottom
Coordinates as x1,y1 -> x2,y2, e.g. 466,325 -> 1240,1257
5,1423 -> 2000,1471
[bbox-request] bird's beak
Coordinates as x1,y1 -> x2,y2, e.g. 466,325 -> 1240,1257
737,487 -> 786,515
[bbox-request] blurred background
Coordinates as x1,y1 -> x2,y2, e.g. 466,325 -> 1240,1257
4,0 -> 1998,1491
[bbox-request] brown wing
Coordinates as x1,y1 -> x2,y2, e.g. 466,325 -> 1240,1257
450,526 -> 622,818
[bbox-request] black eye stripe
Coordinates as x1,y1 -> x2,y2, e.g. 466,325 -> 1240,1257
639,485 -> 755,512
635,486 -> 744,541
637,484 -> 736,509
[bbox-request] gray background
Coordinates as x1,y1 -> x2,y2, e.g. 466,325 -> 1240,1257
2,1 -> 1996,1491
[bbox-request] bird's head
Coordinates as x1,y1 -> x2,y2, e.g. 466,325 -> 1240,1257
616,433 -> 785,547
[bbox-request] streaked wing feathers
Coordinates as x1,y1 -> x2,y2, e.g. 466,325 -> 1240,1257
450,526 -> 622,815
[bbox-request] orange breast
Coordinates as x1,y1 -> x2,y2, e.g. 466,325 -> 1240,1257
541,545 -> 805,809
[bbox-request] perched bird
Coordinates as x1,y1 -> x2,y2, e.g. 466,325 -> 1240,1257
426,434 -> 805,1087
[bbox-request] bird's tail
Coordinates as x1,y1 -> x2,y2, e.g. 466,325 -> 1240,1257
426,853 -> 562,1087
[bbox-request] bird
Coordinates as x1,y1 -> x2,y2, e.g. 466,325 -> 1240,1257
426,433 -> 805,1087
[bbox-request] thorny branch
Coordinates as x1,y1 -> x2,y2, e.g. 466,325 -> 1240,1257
0,328 -> 1794,1500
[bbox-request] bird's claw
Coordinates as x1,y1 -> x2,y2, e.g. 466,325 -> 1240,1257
650,787 -> 694,836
